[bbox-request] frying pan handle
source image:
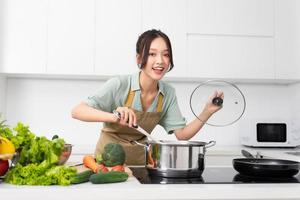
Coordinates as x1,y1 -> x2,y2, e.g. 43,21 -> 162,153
205,140 -> 216,148
241,149 -> 254,158
241,149 -> 263,158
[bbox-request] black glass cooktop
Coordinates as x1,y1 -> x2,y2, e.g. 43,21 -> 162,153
130,167 -> 300,184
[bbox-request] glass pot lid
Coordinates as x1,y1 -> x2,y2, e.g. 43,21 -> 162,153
189,80 -> 246,127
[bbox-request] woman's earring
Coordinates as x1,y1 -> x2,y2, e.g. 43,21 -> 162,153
138,64 -> 142,69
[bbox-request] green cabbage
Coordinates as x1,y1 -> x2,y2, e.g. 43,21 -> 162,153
101,143 -> 126,167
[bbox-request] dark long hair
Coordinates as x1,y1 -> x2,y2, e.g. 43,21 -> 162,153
136,29 -> 174,71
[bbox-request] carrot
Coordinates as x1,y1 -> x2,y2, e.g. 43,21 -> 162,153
148,151 -> 155,166
83,155 -> 100,173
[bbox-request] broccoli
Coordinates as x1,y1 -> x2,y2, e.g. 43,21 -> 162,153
101,143 -> 126,167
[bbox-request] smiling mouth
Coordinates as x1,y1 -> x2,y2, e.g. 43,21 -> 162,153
152,67 -> 164,71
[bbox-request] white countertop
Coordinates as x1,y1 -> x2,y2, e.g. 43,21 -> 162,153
2,145 -> 300,200
2,175 -> 300,200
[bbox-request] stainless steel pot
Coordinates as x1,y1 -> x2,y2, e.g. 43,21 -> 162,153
135,140 -> 216,178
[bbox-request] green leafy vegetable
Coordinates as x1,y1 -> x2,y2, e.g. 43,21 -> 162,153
0,116 -> 14,140
96,153 -> 103,163
0,122 -> 65,166
5,162 -> 76,185
0,119 -> 77,185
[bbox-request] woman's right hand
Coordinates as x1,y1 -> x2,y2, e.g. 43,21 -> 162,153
114,107 -> 137,128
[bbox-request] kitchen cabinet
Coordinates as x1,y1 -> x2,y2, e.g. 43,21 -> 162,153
142,0 -> 187,78
274,0 -> 300,80
187,35 -> 274,79
186,0 -> 275,79
187,0 -> 274,36
0,0 -> 47,74
94,0 -> 141,76
47,0 -> 94,75
1,0 -> 300,83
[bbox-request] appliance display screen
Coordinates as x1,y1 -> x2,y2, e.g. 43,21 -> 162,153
257,123 -> 287,142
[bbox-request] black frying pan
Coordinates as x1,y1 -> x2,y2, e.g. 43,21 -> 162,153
233,150 -> 300,178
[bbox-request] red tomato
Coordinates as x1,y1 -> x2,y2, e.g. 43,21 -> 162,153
111,165 -> 125,172
62,151 -> 71,157
98,164 -> 109,173
0,159 -> 9,176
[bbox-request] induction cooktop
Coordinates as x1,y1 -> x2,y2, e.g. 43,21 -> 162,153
130,167 -> 300,184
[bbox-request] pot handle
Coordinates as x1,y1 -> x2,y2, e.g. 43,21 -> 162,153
132,140 -> 149,148
205,140 -> 216,148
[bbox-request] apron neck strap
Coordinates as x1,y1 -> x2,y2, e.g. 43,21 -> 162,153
156,93 -> 163,112
125,90 -> 135,108
124,90 -> 164,112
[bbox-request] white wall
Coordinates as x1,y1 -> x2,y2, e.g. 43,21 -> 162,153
4,77 -> 294,151
288,83 -> 300,138
288,83 -> 300,120
0,75 -> 6,116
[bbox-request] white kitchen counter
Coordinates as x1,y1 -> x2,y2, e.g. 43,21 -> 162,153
1,176 -> 300,200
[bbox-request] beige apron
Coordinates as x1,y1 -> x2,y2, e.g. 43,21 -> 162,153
95,90 -> 163,165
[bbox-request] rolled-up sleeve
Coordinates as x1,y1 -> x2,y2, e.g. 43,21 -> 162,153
84,77 -> 120,112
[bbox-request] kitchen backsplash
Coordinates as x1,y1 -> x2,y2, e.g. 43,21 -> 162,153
1,77 -> 299,148
288,83 -> 300,119
0,75 -> 6,114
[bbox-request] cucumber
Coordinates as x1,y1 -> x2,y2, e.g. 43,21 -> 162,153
89,171 -> 129,184
71,170 -> 94,184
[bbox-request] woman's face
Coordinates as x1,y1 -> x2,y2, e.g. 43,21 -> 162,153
141,37 -> 170,81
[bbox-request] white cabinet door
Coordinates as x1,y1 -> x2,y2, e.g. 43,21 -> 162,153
47,0 -> 94,75
187,0 -> 274,36
1,0 -> 47,74
187,35 -> 275,79
186,0 -> 275,79
274,0 -> 300,80
95,0 -> 141,76
142,0 -> 187,78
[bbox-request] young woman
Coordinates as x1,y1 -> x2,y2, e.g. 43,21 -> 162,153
71,29 -> 223,165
